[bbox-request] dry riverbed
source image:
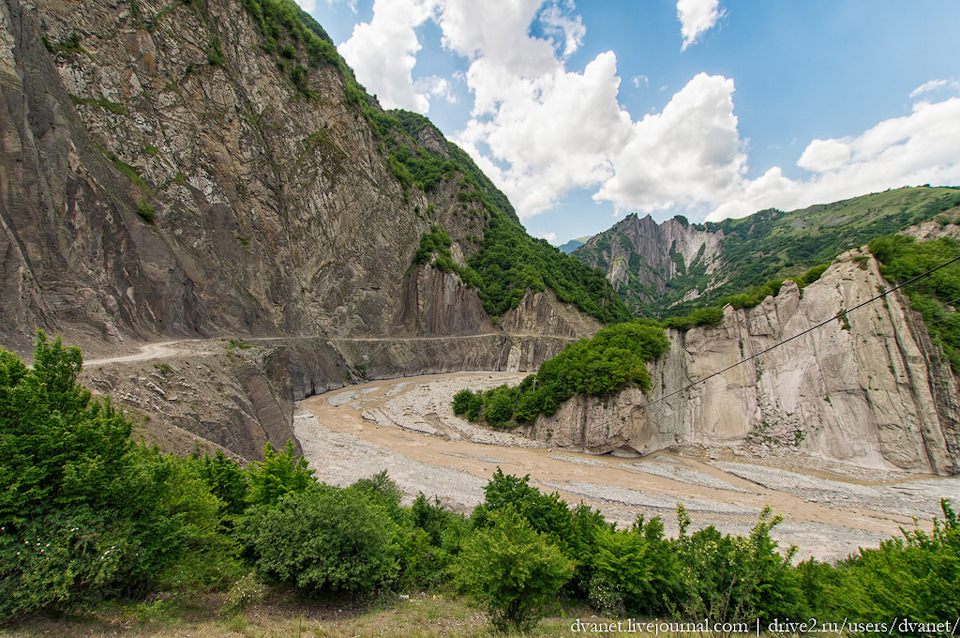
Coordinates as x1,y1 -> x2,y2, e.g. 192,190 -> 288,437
298,372 -> 960,562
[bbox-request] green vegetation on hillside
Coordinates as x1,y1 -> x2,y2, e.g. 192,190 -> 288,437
468,209 -> 632,322
453,322 -> 670,427
368,108 -> 631,322
579,187 -> 960,318
412,223 -> 482,288
2,336 -> 957,632
869,234 -> 960,372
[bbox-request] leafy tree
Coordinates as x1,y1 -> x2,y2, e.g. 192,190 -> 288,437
190,448 -> 249,517
673,504 -> 803,625
454,508 -> 575,633
349,470 -> 405,523
246,440 -> 315,507
588,526 -> 652,615
0,334 -> 234,618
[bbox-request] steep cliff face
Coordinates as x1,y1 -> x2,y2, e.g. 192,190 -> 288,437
576,214 -> 724,310
0,0 -> 605,459
531,249 -> 960,475
0,0 -> 551,349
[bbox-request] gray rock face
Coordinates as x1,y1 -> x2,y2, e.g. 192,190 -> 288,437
577,214 -> 724,305
530,250 -> 960,475
0,0 -> 599,459
0,0 -> 493,347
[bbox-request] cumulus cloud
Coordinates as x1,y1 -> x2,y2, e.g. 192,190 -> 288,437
595,73 -> 745,213
677,0 -> 724,50
538,2 -> 586,57
332,0 -> 960,227
338,0 -> 438,112
706,97 -> 960,221
455,51 -> 633,215
539,231 -> 558,243
414,75 -> 458,104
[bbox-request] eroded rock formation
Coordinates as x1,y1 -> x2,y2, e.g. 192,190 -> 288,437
532,249 -> 960,475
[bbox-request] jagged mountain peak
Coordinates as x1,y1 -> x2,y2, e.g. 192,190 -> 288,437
574,186 -> 960,318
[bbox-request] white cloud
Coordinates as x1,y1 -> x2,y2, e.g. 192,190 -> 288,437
797,138 -> 852,172
332,0 -> 960,229
706,97 -> 960,221
910,78 -> 960,98
454,50 -> 633,216
338,0 -> 438,112
594,73 -> 745,212
539,231 -> 558,244
677,0 -> 724,50
294,0 -> 317,12
414,75 -> 458,104
631,75 -> 649,88
538,2 -> 586,57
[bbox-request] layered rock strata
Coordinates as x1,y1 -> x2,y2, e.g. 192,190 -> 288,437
532,249 -> 960,475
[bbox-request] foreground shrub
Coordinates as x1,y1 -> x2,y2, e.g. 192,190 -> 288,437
673,504 -> 803,625
0,334 -> 235,619
834,498 -> 959,627
454,508 -> 575,633
239,487 -> 399,595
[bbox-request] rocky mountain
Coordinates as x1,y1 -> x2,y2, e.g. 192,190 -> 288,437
575,188 -> 960,317
0,0 -> 621,459
526,247 -> 960,475
4,0 -> 959,478
557,237 -> 588,254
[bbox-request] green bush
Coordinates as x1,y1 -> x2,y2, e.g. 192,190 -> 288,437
833,499 -> 959,628
455,322 -> 669,427
454,508 -> 575,633
245,440 -> 315,508
869,235 -> 960,372
471,469 -> 607,594
0,334 -> 235,618
239,487 -> 399,595
673,504 -> 803,625
190,449 -> 249,517
136,200 -> 157,223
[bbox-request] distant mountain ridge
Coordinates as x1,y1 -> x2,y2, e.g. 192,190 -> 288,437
558,237 -> 589,254
573,187 -> 960,318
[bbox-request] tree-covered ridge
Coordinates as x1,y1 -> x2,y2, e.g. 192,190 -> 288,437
467,209 -> 632,321
577,186 -> 960,319
453,322 -> 670,427
2,336 -> 958,632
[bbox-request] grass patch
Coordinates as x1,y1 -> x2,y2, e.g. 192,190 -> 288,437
42,32 -> 83,57
136,200 -> 157,223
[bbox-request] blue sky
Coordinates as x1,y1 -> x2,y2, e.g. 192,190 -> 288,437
297,0 -> 960,245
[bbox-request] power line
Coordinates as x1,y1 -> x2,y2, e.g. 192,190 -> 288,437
635,253 -> 960,412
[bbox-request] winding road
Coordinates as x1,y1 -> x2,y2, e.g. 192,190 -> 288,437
82,332 -> 577,367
